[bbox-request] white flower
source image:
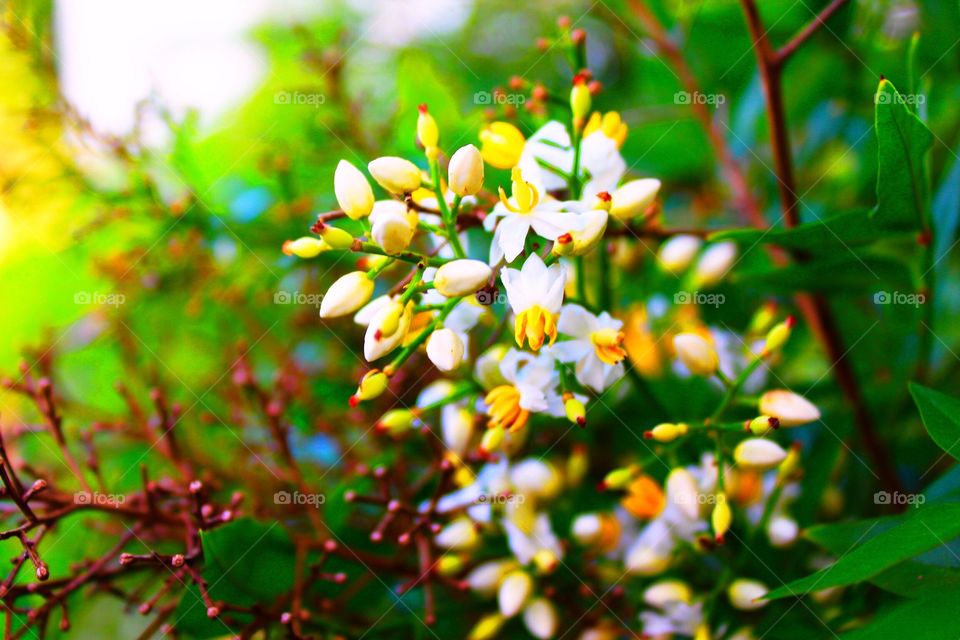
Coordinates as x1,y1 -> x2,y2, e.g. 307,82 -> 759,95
759,390 -> 820,427
435,517 -> 479,550
673,333 -> 719,376
434,259 -> 491,297
426,328 -> 464,372
367,156 -> 422,194
369,200 -> 417,255
501,253 -> 566,351
441,403 -> 473,456
734,438 -> 787,469
448,144 -> 484,196
657,234 -> 702,273
693,241 -> 737,286
640,599 -> 704,638
728,579 -> 769,610
319,272 -> 375,319
484,349 -> 564,432
484,166 -> 588,265
465,559 -> 517,595
363,297 -> 414,361
767,514 -> 799,547
609,178 -> 661,221
498,570 -> 533,617
334,159 -> 375,220
523,598 -> 558,639
517,120 -> 626,201
503,512 -> 563,570
549,304 -> 626,392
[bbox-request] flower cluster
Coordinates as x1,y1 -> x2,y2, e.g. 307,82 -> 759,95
283,25 -> 822,640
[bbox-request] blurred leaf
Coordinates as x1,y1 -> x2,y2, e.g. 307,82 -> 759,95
871,79 -> 932,231
766,502 -> 960,599
711,210 -> 881,251
910,384 -> 960,462
200,518 -> 295,602
734,253 -> 910,293
840,589 -> 960,639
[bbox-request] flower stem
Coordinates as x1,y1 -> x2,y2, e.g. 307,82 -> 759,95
387,297 -> 462,372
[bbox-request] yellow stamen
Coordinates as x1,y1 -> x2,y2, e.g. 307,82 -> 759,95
590,328 -> 626,365
583,111 -> 628,148
498,167 -> 540,213
484,385 -> 530,432
514,305 -> 558,351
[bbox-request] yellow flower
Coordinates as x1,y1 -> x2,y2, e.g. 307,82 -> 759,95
479,121 -> 526,169
583,111 -> 628,148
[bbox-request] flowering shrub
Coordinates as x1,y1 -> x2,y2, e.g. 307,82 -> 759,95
4,2 -> 960,639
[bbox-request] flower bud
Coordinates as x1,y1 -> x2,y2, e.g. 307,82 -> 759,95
480,425 -> 506,454
364,299 -> 414,361
570,74 -> 592,125
479,121 -> 526,169
600,466 -> 636,491
666,468 -> 700,520
759,390 -> 820,427
417,104 -> 439,156
564,394 -> 587,427
734,438 -> 788,470
762,316 -> 795,356
371,207 -> 416,255
334,159 -> 375,220
571,514 -> 603,545
426,328 -> 464,372
319,272 -> 375,318
351,370 -> 388,406
767,514 -> 799,547
315,224 -> 355,250
466,559 -> 517,595
673,333 -> 719,376
745,415 -> 780,436
435,517 -> 478,550
375,408 -> 417,436
436,554 -> 465,575
692,241 -> 737,287
567,444 -> 589,486
643,580 -> 693,607
728,579 -> 769,610
282,237 -> 328,258
441,404 -> 473,456
644,422 -> 689,442
711,492 -> 732,543
434,259 -> 492,297
498,570 -> 533,617
609,178 -> 661,220
523,598 -> 558,639
511,460 -> 561,498
553,210 -> 608,257
625,542 -> 671,576
448,144 -> 484,196
657,234 -> 702,273
368,156 -> 423,194
777,442 -> 802,484
468,613 -> 506,640
532,549 -> 559,574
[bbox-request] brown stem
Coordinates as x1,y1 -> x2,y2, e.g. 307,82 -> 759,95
776,0 -> 851,64
738,0 -> 902,494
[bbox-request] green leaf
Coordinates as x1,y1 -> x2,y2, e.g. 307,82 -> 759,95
910,384 -> 960,462
735,253 -> 911,293
200,518 -> 295,602
710,210 -> 882,251
840,589 -> 960,639
871,79 -> 933,231
765,503 -> 960,599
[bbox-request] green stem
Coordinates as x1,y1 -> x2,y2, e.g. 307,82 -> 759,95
415,382 -> 480,412
387,297 -> 462,371
354,242 -> 446,267
709,358 -> 763,424
365,257 -> 395,280
430,157 -> 467,259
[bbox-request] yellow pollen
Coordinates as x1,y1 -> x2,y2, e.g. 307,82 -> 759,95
590,329 -> 626,365
583,111 -> 628,148
484,385 -> 530,432
514,305 -> 558,351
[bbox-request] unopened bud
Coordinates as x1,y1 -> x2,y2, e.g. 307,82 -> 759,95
644,422 -> 689,442
745,415 -> 780,436
315,223 -> 355,250
564,394 -> 587,427
282,237 -> 328,259
711,493 -> 732,543
734,438 -> 788,470
376,409 -> 417,436
351,370 -> 388,406
762,317 -> 795,356
728,578 -> 769,610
